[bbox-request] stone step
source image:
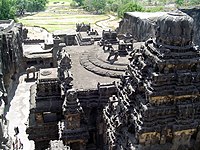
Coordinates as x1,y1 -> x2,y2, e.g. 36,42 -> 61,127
80,52 -> 124,78
88,50 -> 127,72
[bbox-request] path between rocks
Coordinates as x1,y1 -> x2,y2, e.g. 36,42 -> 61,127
95,14 -> 118,30
6,74 -> 34,150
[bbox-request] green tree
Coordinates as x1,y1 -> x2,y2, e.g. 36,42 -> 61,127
0,0 -> 16,19
190,0 -> 200,5
107,0 -> 115,4
158,0 -> 167,5
111,2 -> 119,12
175,0 -> 184,6
0,0 -> 48,19
83,0 -> 93,11
92,0 -> 106,13
15,0 -> 27,16
119,0 -> 130,5
26,0 -> 48,12
73,0 -> 84,6
117,2 -> 144,18
84,0 -> 106,13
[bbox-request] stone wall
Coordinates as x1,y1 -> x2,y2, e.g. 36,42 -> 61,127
0,23 -> 24,91
181,7 -> 200,45
118,10 -> 200,45
118,12 -> 167,42
0,20 -> 24,149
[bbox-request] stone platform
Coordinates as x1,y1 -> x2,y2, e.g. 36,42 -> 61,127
80,46 -> 129,78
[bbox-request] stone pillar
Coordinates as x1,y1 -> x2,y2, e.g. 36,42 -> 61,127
52,37 -> 62,67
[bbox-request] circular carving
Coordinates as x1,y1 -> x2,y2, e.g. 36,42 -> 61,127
41,70 -> 52,76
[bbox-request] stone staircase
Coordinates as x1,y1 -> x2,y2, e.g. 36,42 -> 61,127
80,48 -> 128,78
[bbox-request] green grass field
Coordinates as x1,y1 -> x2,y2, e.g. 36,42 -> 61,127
18,13 -> 108,32
18,0 -> 109,32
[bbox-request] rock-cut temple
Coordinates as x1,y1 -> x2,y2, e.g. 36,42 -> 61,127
1,9 -> 200,150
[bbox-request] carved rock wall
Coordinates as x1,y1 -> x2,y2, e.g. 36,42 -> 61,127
0,20 -> 24,149
118,12 -> 167,42
118,10 -> 200,45
181,7 -> 200,45
0,22 -> 24,91
104,12 -> 200,150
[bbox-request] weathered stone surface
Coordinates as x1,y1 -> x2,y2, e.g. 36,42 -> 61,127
0,19 -> 24,149
181,7 -> 200,45
103,11 -> 200,150
118,12 -> 167,42
118,9 -> 200,45
156,11 -> 193,47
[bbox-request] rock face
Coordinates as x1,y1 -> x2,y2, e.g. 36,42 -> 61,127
0,20 -> 24,91
156,12 -> 193,47
118,12 -> 167,42
103,12 -> 200,150
181,7 -> 200,45
118,9 -> 200,46
0,20 -> 24,149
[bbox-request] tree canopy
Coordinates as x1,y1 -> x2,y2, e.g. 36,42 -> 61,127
72,0 -> 145,16
0,0 -> 16,20
74,0 -> 84,6
26,0 -> 48,12
118,2 -> 144,18
83,0 -> 106,13
72,0 -> 200,17
0,0 -> 48,19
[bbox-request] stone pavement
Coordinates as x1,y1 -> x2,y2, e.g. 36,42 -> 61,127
6,74 -> 35,150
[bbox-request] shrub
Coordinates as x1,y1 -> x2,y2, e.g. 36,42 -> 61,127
117,2 -> 144,18
70,1 -> 78,8
145,6 -> 164,12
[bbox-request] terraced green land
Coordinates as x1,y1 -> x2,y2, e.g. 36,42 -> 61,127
18,0 -> 109,32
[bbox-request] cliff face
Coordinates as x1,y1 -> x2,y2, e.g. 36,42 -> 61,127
118,10 -> 200,45
118,12 -> 167,42
0,21 -> 24,91
0,20 -> 24,149
181,8 -> 200,45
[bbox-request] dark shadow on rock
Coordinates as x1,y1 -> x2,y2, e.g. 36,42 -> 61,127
4,72 -> 24,116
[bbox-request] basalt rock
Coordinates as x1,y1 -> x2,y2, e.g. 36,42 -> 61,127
118,12 -> 167,42
181,7 -> 200,45
103,11 -> 200,150
0,19 -> 24,149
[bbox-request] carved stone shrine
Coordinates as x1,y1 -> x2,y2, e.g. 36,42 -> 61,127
103,11 -> 200,150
